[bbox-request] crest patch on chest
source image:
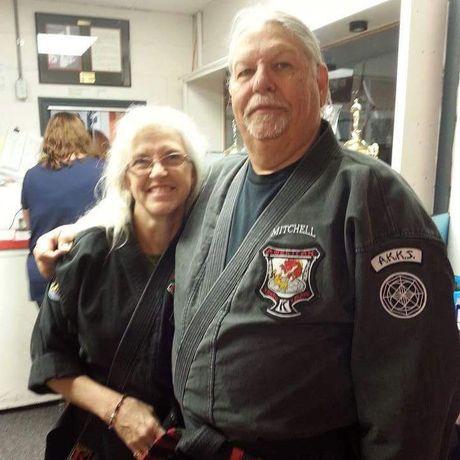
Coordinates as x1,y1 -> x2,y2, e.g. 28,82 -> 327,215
259,246 -> 322,318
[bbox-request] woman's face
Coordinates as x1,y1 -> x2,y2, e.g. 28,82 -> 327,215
125,126 -> 194,225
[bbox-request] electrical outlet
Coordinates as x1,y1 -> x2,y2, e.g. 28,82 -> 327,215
15,78 -> 27,100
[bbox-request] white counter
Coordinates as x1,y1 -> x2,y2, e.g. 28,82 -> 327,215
0,248 -> 59,410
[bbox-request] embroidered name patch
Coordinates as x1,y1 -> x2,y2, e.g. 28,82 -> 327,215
259,246 -> 322,318
379,272 -> 427,319
371,247 -> 422,272
270,223 -> 316,238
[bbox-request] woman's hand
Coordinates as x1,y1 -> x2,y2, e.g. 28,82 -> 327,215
111,396 -> 166,458
48,377 -> 165,459
33,225 -> 78,278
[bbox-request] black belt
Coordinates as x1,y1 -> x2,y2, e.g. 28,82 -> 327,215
171,423 -> 361,460
232,424 -> 361,460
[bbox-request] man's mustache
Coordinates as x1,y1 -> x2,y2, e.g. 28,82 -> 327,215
244,95 -> 288,117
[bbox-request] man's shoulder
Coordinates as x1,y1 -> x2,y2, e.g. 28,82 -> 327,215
202,152 -> 247,188
338,148 -> 408,190
211,152 -> 247,172
338,149 -> 440,241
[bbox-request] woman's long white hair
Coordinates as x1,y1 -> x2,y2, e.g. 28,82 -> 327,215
82,105 -> 207,248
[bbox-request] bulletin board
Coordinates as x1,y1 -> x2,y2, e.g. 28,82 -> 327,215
35,13 -> 131,87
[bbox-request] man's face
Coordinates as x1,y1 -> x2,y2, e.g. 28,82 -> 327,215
229,22 -> 328,148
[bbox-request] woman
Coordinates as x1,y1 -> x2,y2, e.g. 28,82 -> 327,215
28,105 -> 205,459
21,112 -> 104,306
89,128 -> 111,159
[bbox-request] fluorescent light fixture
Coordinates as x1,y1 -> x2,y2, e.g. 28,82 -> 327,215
37,33 -> 97,56
328,68 -> 354,79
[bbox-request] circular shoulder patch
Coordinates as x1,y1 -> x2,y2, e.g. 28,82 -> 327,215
379,272 -> 427,319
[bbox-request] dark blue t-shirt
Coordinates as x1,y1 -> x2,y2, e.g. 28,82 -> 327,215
21,157 -> 104,302
226,160 -> 298,263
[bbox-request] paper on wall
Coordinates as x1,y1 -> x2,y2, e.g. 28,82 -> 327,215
0,129 -> 42,180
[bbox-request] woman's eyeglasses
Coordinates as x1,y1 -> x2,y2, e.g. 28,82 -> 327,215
127,152 -> 190,176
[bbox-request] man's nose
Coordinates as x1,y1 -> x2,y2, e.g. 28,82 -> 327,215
252,65 -> 275,93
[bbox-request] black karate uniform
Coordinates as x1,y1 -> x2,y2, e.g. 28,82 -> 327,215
172,121 -> 460,459
29,227 -> 175,459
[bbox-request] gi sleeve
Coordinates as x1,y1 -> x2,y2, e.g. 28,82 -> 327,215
28,228 -> 108,394
350,170 -> 460,459
28,283 -> 82,394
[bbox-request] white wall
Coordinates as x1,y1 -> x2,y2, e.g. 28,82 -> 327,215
0,249 -> 61,410
0,0 -> 193,138
448,84 -> 460,275
200,0 -> 394,65
392,0 -> 449,214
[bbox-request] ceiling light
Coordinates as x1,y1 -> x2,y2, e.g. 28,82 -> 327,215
328,68 -> 354,79
349,20 -> 368,33
37,33 -> 97,56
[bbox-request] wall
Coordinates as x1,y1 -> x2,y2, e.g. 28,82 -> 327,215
0,248 -> 60,410
448,84 -> 460,275
0,0 -> 193,138
200,0 -> 394,65
392,0 -> 449,214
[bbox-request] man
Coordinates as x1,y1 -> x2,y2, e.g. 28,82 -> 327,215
171,7 -> 460,460
35,7 -> 459,460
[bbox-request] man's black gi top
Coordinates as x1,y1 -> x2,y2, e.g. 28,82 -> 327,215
172,121 -> 460,459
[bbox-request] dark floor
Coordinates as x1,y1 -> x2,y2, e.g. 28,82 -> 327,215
0,400 -> 64,459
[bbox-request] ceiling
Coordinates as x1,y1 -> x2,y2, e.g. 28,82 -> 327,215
33,0 -> 214,14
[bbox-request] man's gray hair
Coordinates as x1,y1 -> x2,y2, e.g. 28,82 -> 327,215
228,5 -> 325,74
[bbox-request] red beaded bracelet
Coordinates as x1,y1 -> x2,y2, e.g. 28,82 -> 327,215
108,393 -> 128,430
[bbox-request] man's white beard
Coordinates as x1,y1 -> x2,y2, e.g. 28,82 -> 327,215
244,112 -> 289,140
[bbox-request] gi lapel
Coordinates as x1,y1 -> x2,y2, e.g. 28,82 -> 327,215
118,229 -> 152,299
174,123 -> 341,404
107,239 -> 176,389
200,162 -> 247,295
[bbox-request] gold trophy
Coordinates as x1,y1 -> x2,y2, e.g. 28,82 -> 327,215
343,98 -> 379,158
224,119 -> 242,155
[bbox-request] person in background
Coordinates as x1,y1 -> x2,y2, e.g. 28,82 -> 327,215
33,7 -> 460,459
28,105 -> 205,459
89,128 -> 111,159
21,112 -> 104,307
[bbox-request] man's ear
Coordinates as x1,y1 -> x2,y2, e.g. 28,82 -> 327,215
317,64 -> 329,107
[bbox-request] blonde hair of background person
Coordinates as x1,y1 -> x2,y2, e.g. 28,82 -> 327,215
39,112 -> 92,169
